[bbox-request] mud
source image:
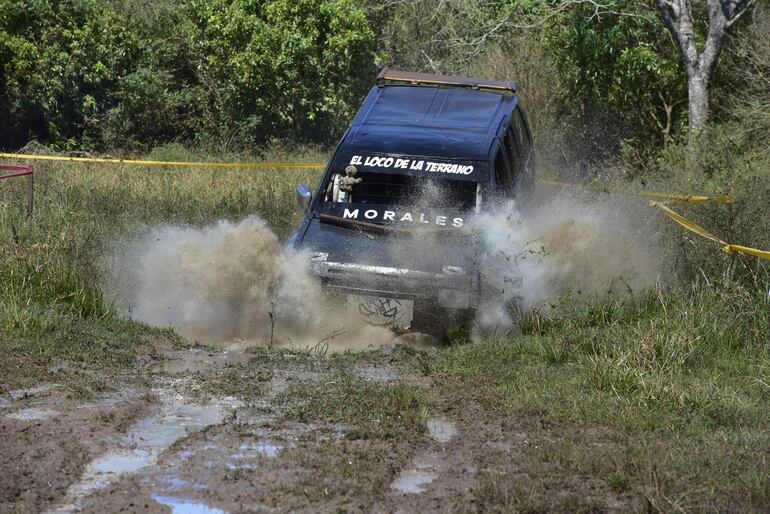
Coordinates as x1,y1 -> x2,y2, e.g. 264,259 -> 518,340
1,337 -> 643,513
377,395 -> 639,513
0,389 -> 148,514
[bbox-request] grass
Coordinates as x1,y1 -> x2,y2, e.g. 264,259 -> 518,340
2,142 -> 769,509
281,374 -> 429,441
0,143 -> 325,389
432,281 -> 770,510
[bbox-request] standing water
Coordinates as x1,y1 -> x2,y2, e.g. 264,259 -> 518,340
48,382 -> 241,513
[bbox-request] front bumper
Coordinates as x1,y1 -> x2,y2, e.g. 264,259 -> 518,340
311,260 -> 479,330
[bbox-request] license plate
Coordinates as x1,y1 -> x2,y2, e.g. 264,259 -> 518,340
347,294 -> 414,329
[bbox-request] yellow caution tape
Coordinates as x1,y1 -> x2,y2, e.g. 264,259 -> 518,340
0,153 -> 742,218
640,191 -> 732,205
650,201 -> 770,261
538,178 -> 733,205
723,244 -> 770,260
3,151 -> 765,259
0,153 -> 326,169
650,201 -> 727,244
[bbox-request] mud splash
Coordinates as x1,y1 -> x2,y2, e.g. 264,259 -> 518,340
105,217 -> 433,349
106,216 -> 320,342
106,187 -> 663,342
472,191 -> 664,335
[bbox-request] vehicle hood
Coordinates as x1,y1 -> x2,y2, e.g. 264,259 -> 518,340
297,216 -> 483,276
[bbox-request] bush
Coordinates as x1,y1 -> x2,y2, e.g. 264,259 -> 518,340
0,0 -> 377,153
0,0 -> 137,149
184,0 -> 375,150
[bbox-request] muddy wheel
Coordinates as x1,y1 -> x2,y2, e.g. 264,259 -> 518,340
412,310 -> 474,342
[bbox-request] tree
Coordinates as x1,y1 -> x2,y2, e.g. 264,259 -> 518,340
545,0 -> 686,154
655,0 -> 756,137
358,0 -> 517,75
0,0 -> 137,149
187,0 -> 375,150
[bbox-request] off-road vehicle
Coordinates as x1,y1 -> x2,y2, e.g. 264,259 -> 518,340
291,69 -> 534,334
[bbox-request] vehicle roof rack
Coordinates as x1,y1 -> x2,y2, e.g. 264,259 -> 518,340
376,68 -> 516,93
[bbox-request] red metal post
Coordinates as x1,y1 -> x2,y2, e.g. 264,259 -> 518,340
0,164 -> 34,220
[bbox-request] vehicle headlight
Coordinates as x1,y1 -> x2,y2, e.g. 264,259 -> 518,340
442,265 -> 466,276
309,251 -> 328,262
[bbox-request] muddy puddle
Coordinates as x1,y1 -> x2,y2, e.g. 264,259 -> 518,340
6,407 -> 60,421
8,383 -> 58,400
2,383 -> 54,411
48,381 -> 241,513
41,340 -> 328,513
228,440 -> 285,461
391,461 -> 439,494
156,343 -> 251,374
9,338 -> 467,512
427,418 -> 458,443
1,384 -> 63,420
151,495 -> 226,513
388,419 -> 458,496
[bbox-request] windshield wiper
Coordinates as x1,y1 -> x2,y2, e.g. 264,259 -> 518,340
318,213 -> 395,235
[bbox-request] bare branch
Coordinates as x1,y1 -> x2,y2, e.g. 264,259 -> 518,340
726,0 -> 756,28
656,0 -> 682,46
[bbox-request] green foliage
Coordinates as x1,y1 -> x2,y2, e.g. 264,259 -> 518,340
0,0 -> 137,149
545,1 -> 687,156
187,0 -> 375,149
601,6 -> 770,282
102,0 -> 206,151
360,0 -> 514,74
0,0 -> 375,152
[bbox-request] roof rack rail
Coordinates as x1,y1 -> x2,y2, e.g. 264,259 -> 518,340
376,68 -> 516,93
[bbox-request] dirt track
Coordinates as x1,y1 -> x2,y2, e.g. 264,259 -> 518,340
1,339 -> 639,513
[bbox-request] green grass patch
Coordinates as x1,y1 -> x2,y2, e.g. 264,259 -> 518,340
282,374 -> 429,441
0,311 -> 174,392
1,144 -> 325,382
433,282 -> 770,508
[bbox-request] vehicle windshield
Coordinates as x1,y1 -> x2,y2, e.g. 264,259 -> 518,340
319,171 -> 479,212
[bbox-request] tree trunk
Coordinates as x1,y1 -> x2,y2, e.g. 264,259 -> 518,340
655,0 -> 755,143
687,70 -> 709,138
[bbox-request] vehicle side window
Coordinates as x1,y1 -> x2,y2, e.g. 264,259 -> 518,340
513,107 -> 531,153
503,126 -> 519,173
494,146 -> 512,192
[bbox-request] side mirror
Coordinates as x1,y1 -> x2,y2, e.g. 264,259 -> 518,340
296,183 -> 312,210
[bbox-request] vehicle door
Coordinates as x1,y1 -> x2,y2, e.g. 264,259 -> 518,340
493,140 -> 513,197
512,106 -> 534,181
501,125 -> 519,194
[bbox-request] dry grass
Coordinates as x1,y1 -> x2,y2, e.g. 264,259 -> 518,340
0,144 -> 325,388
